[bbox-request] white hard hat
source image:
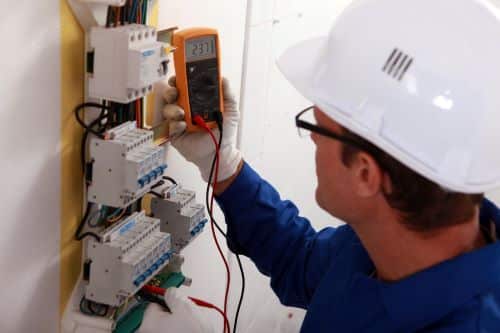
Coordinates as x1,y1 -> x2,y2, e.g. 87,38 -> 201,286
277,0 -> 500,194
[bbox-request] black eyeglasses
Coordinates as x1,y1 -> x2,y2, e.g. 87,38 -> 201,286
295,106 -> 371,152
296,106 -> 390,173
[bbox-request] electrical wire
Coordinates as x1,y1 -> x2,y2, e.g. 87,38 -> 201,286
232,253 -> 245,333
162,176 -> 178,185
87,209 -> 103,228
136,99 -> 141,128
74,103 -> 110,139
79,104 -> 108,173
107,209 -> 126,224
205,134 -> 227,237
115,6 -> 120,26
75,202 -> 101,242
194,116 -> 231,333
142,0 -> 148,24
189,297 -> 231,333
201,117 -> 246,333
149,191 -> 163,199
80,296 -> 109,317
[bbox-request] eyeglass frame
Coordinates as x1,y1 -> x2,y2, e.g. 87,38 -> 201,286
295,106 -> 387,167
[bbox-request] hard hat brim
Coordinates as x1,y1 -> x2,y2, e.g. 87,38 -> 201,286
276,37 -> 328,108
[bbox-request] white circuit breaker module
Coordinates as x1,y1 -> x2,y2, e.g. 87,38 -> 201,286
88,121 -> 167,207
89,24 -> 168,103
85,211 -> 172,306
151,183 -> 208,252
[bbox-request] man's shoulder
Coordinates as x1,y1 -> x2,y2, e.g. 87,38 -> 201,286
312,224 -> 373,272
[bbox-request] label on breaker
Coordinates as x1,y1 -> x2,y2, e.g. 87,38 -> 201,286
141,48 -> 159,84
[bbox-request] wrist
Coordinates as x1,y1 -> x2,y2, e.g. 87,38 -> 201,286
200,147 -> 241,183
214,159 -> 244,196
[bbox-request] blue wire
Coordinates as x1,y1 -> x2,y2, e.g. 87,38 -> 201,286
129,0 -> 139,22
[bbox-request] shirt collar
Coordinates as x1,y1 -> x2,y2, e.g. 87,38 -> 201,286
377,198 -> 500,331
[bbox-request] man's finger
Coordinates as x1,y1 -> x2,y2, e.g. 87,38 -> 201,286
221,77 -> 234,101
163,104 -> 185,121
169,121 -> 187,138
163,87 -> 179,104
168,76 -> 177,87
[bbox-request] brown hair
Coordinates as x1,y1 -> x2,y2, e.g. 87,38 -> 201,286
340,129 -> 484,232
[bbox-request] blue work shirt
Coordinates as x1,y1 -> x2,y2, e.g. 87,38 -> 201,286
216,162 -> 500,332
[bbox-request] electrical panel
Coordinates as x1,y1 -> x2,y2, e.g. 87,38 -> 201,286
64,2 -> 212,332
88,121 -> 167,208
89,24 -> 169,103
85,211 -> 172,306
151,183 -> 207,252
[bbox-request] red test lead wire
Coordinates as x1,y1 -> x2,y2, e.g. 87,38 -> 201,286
193,115 -> 231,333
142,284 -> 165,297
188,297 -> 231,333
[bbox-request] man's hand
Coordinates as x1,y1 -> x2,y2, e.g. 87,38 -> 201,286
162,77 -> 243,189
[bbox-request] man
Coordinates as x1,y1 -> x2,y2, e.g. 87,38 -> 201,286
144,0 -> 500,331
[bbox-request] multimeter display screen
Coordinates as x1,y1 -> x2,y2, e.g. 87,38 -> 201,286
186,36 -> 216,62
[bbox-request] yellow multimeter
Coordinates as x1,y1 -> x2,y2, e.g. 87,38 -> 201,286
173,28 -> 223,132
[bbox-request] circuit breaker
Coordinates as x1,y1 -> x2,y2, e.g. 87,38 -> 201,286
85,211 -> 172,306
151,183 -> 207,252
89,24 -> 169,103
88,121 -> 167,208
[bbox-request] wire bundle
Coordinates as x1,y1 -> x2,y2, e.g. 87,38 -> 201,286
106,0 -> 149,27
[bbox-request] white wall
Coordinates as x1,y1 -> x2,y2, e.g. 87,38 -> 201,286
237,1 -> 354,331
0,0 -> 61,332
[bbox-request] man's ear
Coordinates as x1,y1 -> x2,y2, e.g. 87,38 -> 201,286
352,152 -> 384,198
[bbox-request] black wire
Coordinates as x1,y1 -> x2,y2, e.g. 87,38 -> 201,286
149,191 -> 163,198
233,254 -> 245,333
89,300 -> 109,316
74,103 -> 110,138
80,106 -> 108,172
80,297 -> 93,315
136,196 -> 143,212
75,101 -> 109,240
151,180 -> 165,190
75,202 -> 101,242
105,6 -> 113,27
205,121 -> 246,333
162,176 -> 178,185
205,128 -> 227,237
80,297 -> 109,317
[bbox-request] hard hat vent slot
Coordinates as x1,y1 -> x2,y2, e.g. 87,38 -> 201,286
382,48 -> 413,81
